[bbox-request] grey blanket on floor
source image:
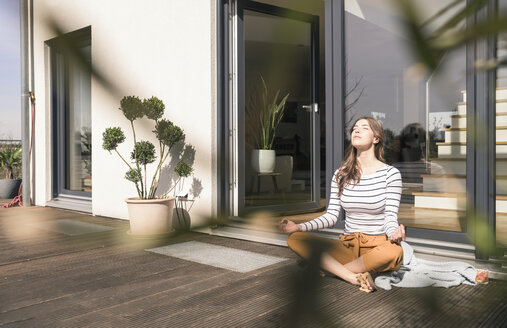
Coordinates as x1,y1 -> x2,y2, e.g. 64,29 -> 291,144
374,242 -> 477,290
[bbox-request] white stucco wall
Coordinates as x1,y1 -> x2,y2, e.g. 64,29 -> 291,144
32,0 -> 216,227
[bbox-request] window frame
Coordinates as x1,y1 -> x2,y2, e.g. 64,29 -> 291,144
47,26 -> 92,199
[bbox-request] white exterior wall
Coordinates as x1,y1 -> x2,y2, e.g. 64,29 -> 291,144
32,0 -> 216,227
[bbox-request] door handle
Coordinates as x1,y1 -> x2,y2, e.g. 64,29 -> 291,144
302,103 -> 319,113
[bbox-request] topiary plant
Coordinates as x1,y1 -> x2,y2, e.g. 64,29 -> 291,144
102,96 -> 193,199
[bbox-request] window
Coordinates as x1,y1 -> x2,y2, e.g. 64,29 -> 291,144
345,1 -> 468,234
48,26 -> 92,198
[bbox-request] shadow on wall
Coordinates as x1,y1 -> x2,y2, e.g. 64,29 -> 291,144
157,142 -> 201,230
189,177 -> 203,199
157,142 -> 198,197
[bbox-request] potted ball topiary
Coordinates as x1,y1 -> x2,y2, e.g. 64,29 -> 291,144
102,96 -> 193,236
0,144 -> 22,199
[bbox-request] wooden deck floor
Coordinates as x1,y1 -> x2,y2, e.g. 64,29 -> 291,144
0,207 -> 506,327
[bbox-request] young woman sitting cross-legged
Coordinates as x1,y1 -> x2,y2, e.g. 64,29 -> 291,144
280,117 -> 405,292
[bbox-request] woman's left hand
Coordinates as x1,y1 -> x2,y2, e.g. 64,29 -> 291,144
389,224 -> 405,244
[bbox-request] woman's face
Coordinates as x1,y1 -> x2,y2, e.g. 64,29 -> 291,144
351,119 -> 379,150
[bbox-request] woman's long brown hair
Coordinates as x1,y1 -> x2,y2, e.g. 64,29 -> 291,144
336,117 -> 385,196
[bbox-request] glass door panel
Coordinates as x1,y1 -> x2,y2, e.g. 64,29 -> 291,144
496,0 -> 507,247
66,44 -> 91,192
345,0 -> 467,233
237,2 -> 321,215
50,27 -> 92,198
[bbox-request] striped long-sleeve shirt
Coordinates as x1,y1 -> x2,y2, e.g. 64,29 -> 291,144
298,164 -> 402,237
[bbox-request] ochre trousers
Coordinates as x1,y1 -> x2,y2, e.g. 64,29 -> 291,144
287,232 -> 403,273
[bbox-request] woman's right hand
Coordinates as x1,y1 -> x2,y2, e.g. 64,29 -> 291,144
279,219 -> 301,234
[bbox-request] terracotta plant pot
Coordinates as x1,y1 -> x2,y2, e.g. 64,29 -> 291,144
125,197 -> 176,236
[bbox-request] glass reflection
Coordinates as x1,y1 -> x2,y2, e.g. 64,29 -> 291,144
65,44 -> 92,192
345,0 -> 467,232
496,0 -> 507,246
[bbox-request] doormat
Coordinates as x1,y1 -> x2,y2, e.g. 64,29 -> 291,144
146,241 -> 288,273
26,219 -> 114,236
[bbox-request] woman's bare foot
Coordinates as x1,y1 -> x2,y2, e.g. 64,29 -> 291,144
356,272 -> 376,293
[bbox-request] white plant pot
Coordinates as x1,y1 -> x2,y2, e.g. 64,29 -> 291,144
251,149 -> 276,173
125,197 -> 176,236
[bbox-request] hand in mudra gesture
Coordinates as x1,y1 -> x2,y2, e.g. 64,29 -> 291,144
389,224 -> 406,244
279,219 -> 301,234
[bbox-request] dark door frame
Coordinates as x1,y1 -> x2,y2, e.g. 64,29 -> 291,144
466,0 -> 498,259
217,0 -> 500,256
229,0 -> 322,216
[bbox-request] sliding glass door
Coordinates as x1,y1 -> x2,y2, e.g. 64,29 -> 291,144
233,1 -> 322,215
344,1 -> 469,236
496,0 -> 507,248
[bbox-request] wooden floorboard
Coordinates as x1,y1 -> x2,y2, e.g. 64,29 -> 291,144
0,206 -> 506,327
150,266 -> 294,327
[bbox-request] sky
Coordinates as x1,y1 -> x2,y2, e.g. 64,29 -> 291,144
0,0 -> 21,140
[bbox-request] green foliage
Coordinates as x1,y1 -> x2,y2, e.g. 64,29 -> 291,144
0,145 -> 22,179
125,168 -> 142,183
468,210 -> 498,254
143,96 -> 164,121
396,0 -> 507,73
131,141 -> 156,166
102,127 -> 125,151
245,75 -> 289,150
154,119 -> 185,149
175,160 -> 193,178
120,96 -> 144,122
102,95 -> 194,199
396,1 -> 507,254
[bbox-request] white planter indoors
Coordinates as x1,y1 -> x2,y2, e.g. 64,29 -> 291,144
251,149 -> 276,173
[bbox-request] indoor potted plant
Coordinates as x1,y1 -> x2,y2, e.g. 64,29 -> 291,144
245,75 -> 289,173
0,144 -> 22,199
102,95 -> 193,236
